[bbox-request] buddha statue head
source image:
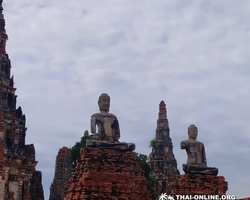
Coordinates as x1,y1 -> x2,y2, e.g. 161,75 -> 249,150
98,93 -> 110,112
188,124 -> 198,140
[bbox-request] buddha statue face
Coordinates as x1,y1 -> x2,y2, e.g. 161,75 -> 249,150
188,124 -> 198,140
98,93 -> 110,112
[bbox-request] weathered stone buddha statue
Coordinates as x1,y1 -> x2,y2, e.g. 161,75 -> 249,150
86,93 -> 135,151
181,124 -> 218,176
91,93 -> 120,142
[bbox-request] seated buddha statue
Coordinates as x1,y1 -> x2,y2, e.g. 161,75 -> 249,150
86,93 -> 135,151
181,124 -> 218,176
91,93 -> 120,142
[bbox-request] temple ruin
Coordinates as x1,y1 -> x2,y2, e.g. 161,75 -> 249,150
49,147 -> 72,200
64,93 -> 153,200
0,0 -> 44,199
148,100 -> 180,197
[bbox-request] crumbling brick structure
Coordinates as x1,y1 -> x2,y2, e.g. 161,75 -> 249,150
170,174 -> 228,195
64,147 -> 153,200
0,0 -> 44,199
148,101 -> 180,196
49,147 -> 72,200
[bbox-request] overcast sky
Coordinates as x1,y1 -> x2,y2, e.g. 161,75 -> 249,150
3,0 -> 250,199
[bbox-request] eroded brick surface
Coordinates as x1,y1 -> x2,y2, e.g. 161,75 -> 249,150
170,174 -> 228,195
50,147 -> 72,200
31,171 -> 45,200
64,147 -> 153,200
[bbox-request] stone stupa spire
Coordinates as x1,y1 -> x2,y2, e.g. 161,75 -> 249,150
148,100 -> 180,196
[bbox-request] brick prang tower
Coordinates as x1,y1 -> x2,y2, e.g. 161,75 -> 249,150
148,100 -> 180,196
0,1 -> 45,199
49,147 -> 72,200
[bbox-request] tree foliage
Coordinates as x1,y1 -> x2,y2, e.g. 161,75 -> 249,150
71,134 -> 93,168
138,154 -> 150,177
138,154 -> 155,195
149,138 -> 156,148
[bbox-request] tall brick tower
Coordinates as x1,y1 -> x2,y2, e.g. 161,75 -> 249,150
148,101 -> 179,196
49,147 -> 72,200
0,1 -> 44,199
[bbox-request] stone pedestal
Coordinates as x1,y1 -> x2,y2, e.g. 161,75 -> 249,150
170,174 -> 228,195
64,148 -> 153,200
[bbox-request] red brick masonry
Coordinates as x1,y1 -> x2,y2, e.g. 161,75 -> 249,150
64,147 -> 153,200
171,174 -> 228,195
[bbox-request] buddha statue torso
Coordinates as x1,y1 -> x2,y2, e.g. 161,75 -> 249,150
91,112 -> 120,142
181,139 -> 207,167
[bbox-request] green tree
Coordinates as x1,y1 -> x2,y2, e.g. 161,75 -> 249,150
149,138 -> 156,148
71,134 -> 93,168
138,154 -> 150,177
138,154 -> 155,195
